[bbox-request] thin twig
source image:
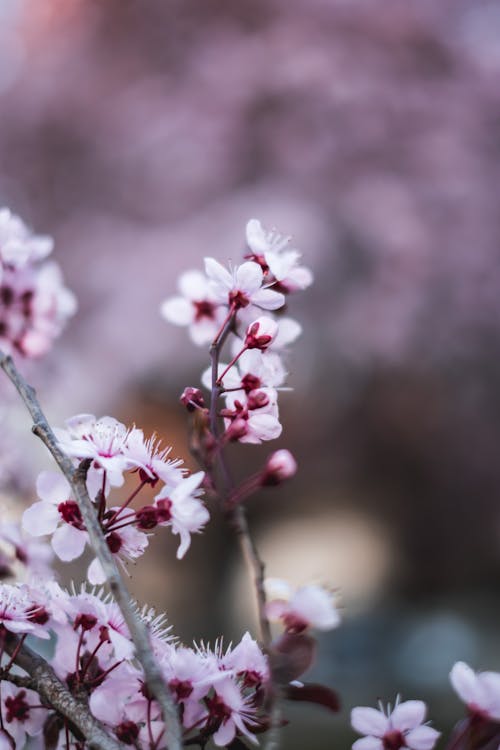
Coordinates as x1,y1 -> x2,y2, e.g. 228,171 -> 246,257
3,637 -> 125,750
0,351 -> 182,750
207,318 -> 279,749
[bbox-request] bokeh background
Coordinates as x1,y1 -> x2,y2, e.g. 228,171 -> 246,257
1,0 -> 500,746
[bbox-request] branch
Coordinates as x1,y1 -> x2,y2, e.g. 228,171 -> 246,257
3,637 -> 125,750
207,320 -> 278,749
0,351 -> 182,750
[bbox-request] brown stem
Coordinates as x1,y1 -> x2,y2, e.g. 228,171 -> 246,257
0,351 -> 182,750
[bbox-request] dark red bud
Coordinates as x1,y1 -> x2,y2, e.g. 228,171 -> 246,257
180,387 -> 205,412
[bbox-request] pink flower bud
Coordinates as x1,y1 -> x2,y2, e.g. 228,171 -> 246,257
244,316 -> 279,350
180,387 -> 205,411
261,449 -> 297,486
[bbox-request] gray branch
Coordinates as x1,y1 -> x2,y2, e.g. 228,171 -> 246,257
0,351 -> 182,750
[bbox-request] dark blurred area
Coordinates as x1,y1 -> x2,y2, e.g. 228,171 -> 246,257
1,0 -> 500,746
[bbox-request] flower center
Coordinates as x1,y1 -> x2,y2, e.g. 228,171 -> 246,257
193,299 -> 216,321
5,691 -> 30,723
58,500 -> 85,530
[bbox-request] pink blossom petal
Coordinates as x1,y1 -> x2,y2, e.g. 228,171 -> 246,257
405,726 -> 440,750
351,707 -> 389,737
51,525 -> 87,561
352,738 -> 384,750
250,288 -> 285,310
246,219 -> 268,254
22,501 -> 59,536
161,296 -> 193,325
178,270 -> 210,300
204,257 -> 233,289
391,701 -> 426,732
87,557 -> 106,585
478,672 -> 500,719
36,471 -> 71,504
213,719 -> 236,747
450,662 -> 485,708
236,262 -> 263,293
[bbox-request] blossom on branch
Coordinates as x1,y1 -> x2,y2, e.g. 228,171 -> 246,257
351,699 -> 440,750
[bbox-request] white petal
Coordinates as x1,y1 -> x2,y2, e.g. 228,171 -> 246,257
235,261 -> 263,294
189,319 -> 218,346
391,701 -> 426,732
246,219 -> 268,254
22,502 -> 59,536
352,738 -> 384,750
351,707 -> 389,737
274,317 -> 302,348
213,719 -> 235,747
250,288 -> 285,310
450,662 -> 484,708
405,726 -> 440,750
87,558 -> 106,585
247,413 -> 282,441
160,296 -> 193,325
204,257 -> 233,288
178,270 -> 210,300
36,471 -> 71,504
51,525 -> 87,561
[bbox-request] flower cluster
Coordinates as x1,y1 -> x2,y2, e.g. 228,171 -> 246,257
0,208 -> 76,357
22,414 -> 209,582
162,219 -> 312,445
0,582 -> 270,749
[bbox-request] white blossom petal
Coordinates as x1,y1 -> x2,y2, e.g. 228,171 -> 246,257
351,707 -> 389,737
51,525 -> 87,561
405,726 -> 440,750
391,701 -> 426,732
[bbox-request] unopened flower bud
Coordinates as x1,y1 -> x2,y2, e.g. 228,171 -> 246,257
261,449 -> 297,486
225,418 -> 248,442
245,316 -> 279,350
180,387 -> 205,411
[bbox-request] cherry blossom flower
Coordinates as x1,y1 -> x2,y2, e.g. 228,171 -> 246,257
121,428 -> 185,487
202,349 -> 287,397
245,219 -> 313,293
0,583 -> 50,639
153,471 -> 209,559
265,579 -> 340,633
87,522 -> 149,585
351,699 -> 440,750
22,471 -> 89,563
160,269 -> 227,345
206,677 -> 258,747
222,390 -> 282,444
160,646 -> 215,728
0,681 -> 47,748
204,257 -> 284,312
221,632 -> 269,688
450,661 -> 500,721
55,414 -> 131,487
